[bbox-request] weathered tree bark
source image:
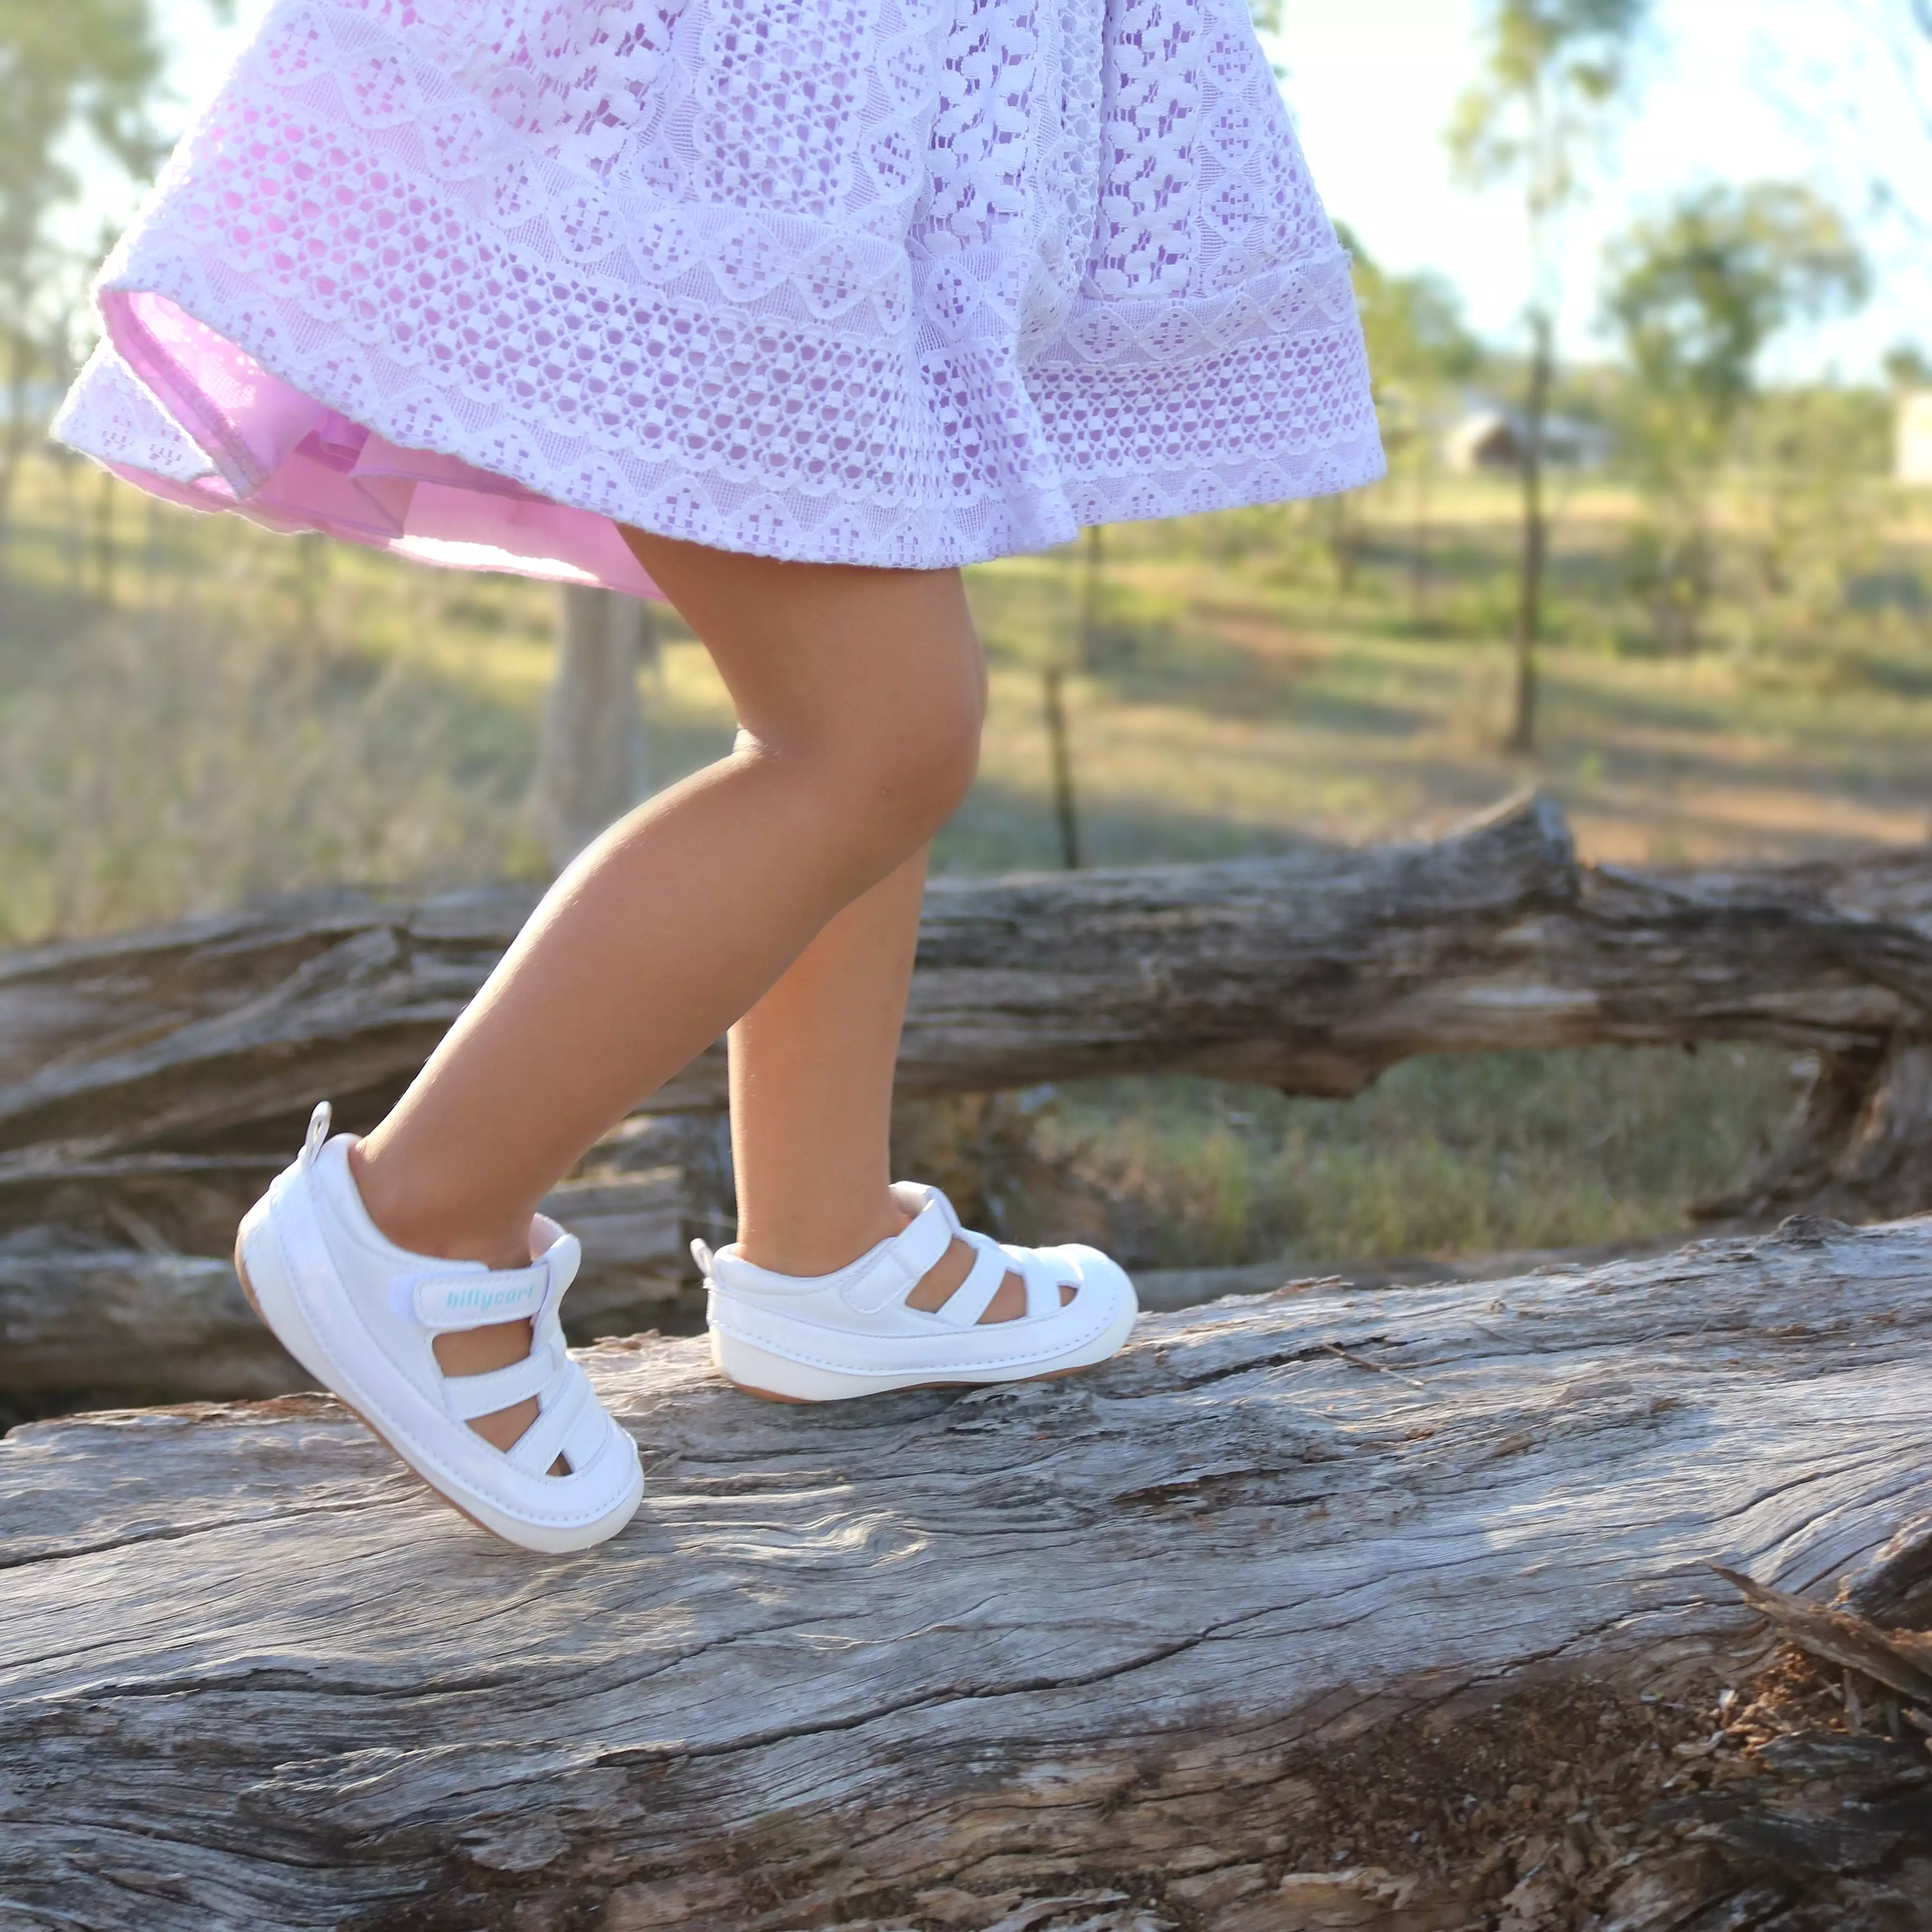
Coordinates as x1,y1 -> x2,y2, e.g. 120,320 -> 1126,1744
4,1216 -> 1931,1932
1695,1034 -> 1932,1227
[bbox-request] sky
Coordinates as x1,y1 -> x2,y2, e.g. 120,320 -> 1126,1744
1271,0 -> 1932,382
148,0 -> 1932,383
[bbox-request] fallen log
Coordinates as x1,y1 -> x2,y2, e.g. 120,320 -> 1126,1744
12,792 -> 1932,1406
8,792 -> 1932,1177
4,1215 -> 1932,1931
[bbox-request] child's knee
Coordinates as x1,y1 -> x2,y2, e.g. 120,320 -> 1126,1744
899,681 -> 984,827
749,639 -> 984,861
818,673 -> 982,852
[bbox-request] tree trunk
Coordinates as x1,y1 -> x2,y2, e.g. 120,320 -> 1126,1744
1508,309 -> 1553,754
5,1215 -> 1932,1931
0,320 -> 35,616
91,463 -> 115,610
1409,450 -> 1434,628
1695,1034 -> 1932,1226
530,584 -> 655,872
1041,664 -> 1082,871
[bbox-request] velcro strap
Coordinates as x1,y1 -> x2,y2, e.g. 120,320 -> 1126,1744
935,1238 -> 1012,1329
842,1201 -> 955,1315
400,1265 -> 551,1330
442,1342 -> 560,1421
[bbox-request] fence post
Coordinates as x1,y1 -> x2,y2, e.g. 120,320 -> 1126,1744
531,584 -> 657,872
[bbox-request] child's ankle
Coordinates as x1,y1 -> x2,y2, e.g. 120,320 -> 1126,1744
735,1198 -> 911,1279
346,1139 -> 531,1272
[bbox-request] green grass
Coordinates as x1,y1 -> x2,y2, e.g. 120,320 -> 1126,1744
1039,1047 -> 1800,1270
2,452 -> 1924,1270
0,481 -> 555,942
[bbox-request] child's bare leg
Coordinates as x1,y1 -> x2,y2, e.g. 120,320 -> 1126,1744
348,535 -> 985,1442
725,850 -> 929,1276
726,852 -> 1035,1321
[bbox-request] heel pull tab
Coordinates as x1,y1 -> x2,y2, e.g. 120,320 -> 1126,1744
690,1237 -> 715,1280
301,1100 -> 333,1171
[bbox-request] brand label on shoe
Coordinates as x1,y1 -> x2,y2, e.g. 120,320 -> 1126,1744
410,1271 -> 548,1328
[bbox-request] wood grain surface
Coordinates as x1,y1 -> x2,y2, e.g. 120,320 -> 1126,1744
5,1214 -> 1931,1929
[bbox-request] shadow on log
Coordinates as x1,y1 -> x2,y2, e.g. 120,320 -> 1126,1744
4,1216 -> 1932,1930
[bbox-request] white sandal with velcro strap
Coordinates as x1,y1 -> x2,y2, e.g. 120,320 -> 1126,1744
235,1103 -> 644,1553
695,1182 -> 1138,1402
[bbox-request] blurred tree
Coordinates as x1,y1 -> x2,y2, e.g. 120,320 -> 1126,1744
0,0 -> 167,582
1604,182 -> 1869,651
1886,342 -> 1932,389
1339,223 -> 1482,625
1743,384 -> 1891,648
1449,0 -> 1651,750
1350,262 -> 1482,405
531,585 -> 658,872
1607,185 -> 1869,443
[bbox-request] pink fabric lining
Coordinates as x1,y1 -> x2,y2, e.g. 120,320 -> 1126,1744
101,289 -> 665,598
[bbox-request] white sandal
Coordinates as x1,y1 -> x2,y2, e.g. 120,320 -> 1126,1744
236,1103 -> 644,1553
695,1182 -> 1138,1402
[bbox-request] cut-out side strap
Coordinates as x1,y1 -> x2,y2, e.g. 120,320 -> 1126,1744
1017,1247 -> 1080,1321
506,1363 -> 595,1479
440,1343 -> 562,1422
933,1236 -> 1012,1330
557,1387 -> 613,1476
698,1202 -> 956,1311
842,1202 -> 954,1315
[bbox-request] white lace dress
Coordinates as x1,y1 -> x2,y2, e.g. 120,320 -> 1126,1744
53,0 -> 1382,592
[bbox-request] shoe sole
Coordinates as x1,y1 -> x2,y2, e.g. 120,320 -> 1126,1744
724,1360 -> 1110,1404
234,1206 -> 642,1555
711,1287 -> 1138,1403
